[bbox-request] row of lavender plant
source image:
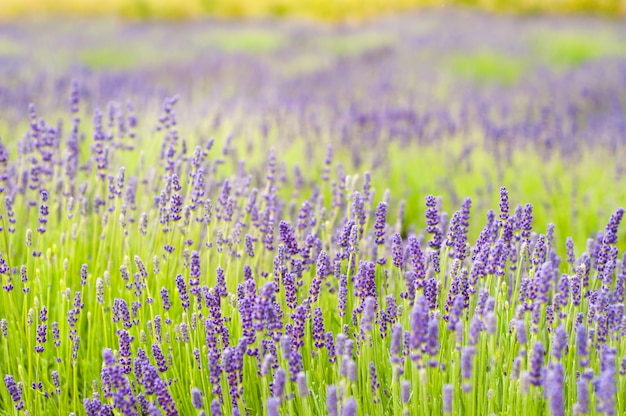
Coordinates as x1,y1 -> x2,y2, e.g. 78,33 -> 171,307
0,85 -> 625,415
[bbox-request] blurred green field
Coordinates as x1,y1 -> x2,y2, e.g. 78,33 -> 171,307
0,0 -> 625,19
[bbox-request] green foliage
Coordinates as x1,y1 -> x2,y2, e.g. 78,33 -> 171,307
531,31 -> 626,67
79,47 -> 143,69
447,52 -> 528,85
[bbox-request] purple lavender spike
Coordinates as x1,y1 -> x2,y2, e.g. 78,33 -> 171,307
342,397 -> 357,416
326,385 -> 338,416
443,384 -> 453,414
326,332 -> 336,363
369,362 -> 380,401
210,399 -> 221,416
576,324 -> 589,366
296,372 -> 308,397
410,296 -> 428,355
4,375 -> 24,410
461,347 -> 476,392
391,233 -> 404,269
401,380 -> 411,404
516,319 -> 527,345
499,186 -> 509,222
546,363 -> 564,416
278,221 -> 298,256
191,387 -> 203,409
596,346 -> 616,415
391,323 -> 403,365
267,397 -> 279,416
576,376 -> 589,414
529,341 -> 544,386
313,308 -> 326,348
273,367 -> 285,399
552,324 -> 568,360
374,202 -> 387,246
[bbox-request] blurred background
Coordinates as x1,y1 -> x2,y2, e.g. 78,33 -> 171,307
0,0 -> 625,19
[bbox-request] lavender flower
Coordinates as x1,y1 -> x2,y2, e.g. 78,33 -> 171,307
191,387 -> 203,409
210,399 -> 221,416
576,324 -> 589,366
499,186 -> 509,222
296,372 -> 308,397
401,380 -> 411,404
326,332 -> 336,363
175,274 -> 189,310
546,363 -> 564,416
391,323 -> 404,365
273,367 -> 285,399
461,347 -> 476,392
267,397 -> 279,416
391,233 -> 404,268
279,220 -> 298,255
313,307 -> 326,348
552,324 -> 567,360
529,341 -> 544,386
342,397 -> 357,416
374,202 -> 387,245
369,361 -> 380,401
326,385 -> 338,416
596,346 -> 616,415
4,375 -> 24,410
576,376 -> 589,414
443,384 -> 453,414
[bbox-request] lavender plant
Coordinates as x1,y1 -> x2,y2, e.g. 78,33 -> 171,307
0,82 -> 624,416
3,15 -> 626,254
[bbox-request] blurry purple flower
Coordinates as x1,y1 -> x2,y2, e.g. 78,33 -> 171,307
342,397 -> 357,416
546,363 -> 564,416
296,372 -> 308,397
596,346 -> 616,415
529,341 -> 544,386
210,399 -> 221,416
267,397 -> 279,416
401,380 -> 411,404
443,384 -> 453,414
576,376 -> 589,414
191,387 -> 203,409
326,385 -> 338,416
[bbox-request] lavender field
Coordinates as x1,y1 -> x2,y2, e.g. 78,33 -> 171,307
1,10 -> 626,416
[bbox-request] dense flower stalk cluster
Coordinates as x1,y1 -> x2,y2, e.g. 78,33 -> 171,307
0,76 -> 625,416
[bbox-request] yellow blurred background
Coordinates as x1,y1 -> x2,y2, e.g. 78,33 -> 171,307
1,0 -> 625,20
